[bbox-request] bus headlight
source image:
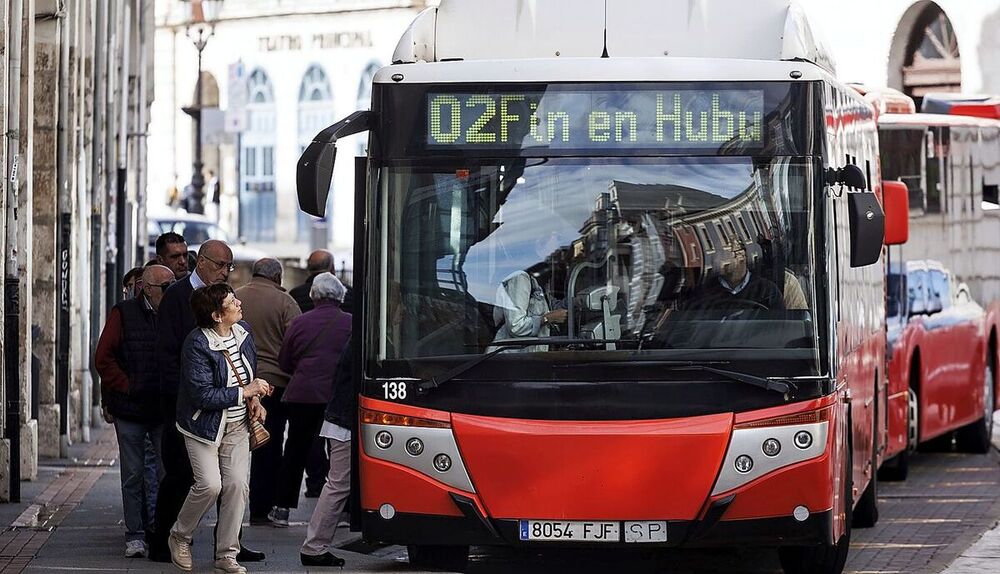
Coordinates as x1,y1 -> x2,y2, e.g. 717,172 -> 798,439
374,430 -> 393,449
762,438 -> 781,457
734,455 -> 754,474
433,454 -> 452,472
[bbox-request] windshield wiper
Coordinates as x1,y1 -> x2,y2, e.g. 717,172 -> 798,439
673,364 -> 797,395
416,337 -> 620,393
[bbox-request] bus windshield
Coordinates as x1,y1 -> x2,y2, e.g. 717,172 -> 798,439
369,156 -> 824,378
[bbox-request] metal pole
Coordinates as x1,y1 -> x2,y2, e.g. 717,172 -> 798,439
115,0 -> 130,301
4,0 -> 25,503
134,0 -> 148,266
189,38 -> 205,214
56,0 -> 72,458
89,0 -> 108,436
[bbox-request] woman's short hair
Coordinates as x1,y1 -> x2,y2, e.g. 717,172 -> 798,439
190,283 -> 236,328
310,272 -> 346,303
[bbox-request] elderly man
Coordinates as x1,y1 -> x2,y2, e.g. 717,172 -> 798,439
96,265 -> 175,558
236,259 -> 302,526
149,240 -> 266,563
290,250 -> 354,314
155,232 -> 189,280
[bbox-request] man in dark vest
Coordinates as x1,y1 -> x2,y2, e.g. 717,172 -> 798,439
149,239 -> 266,563
96,265 -> 176,558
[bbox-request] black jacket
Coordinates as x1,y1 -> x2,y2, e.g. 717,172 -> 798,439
157,276 -> 197,397
291,273 -> 354,314
323,336 -> 356,431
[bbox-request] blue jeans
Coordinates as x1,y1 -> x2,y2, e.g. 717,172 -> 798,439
114,418 -> 163,542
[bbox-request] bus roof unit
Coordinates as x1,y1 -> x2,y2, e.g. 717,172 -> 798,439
393,0 -> 835,74
921,93 -> 1000,120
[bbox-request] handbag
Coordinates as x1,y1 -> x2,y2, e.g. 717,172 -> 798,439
223,352 -> 271,451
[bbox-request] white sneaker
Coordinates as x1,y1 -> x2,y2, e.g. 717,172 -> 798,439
214,557 -> 248,573
168,534 -> 193,571
124,539 -> 147,558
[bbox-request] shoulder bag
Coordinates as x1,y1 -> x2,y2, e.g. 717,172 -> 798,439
223,351 -> 271,451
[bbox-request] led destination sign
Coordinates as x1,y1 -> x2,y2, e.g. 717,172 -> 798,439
426,88 -> 765,151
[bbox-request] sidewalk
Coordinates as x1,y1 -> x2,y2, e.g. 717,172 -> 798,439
3,426 -> 400,574
938,412 -> 1000,574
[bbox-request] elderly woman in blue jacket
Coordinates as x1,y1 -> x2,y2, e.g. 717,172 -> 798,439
168,283 -> 272,574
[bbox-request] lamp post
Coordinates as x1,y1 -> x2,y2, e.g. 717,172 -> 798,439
181,0 -> 224,214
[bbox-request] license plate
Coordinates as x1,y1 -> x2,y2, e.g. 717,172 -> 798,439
624,521 -> 668,543
519,520 -> 620,542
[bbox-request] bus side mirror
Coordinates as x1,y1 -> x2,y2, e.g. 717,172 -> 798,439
296,111 -> 373,217
298,142 -> 336,217
848,191 -> 885,267
882,181 -> 909,245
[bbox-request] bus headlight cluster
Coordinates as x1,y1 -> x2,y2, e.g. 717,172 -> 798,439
712,418 -> 829,496
361,414 -> 476,493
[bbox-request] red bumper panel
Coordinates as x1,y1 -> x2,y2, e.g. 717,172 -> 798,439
451,412 -> 733,520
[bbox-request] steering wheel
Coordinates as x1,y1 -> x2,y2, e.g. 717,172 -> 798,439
729,299 -> 770,311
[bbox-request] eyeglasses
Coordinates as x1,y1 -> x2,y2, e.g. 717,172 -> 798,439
148,281 -> 175,291
201,254 -> 236,272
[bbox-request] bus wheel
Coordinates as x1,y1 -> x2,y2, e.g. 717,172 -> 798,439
879,387 -> 916,482
853,460 -> 878,527
878,449 -> 909,482
406,544 -> 469,571
778,450 -> 852,574
956,363 -> 995,454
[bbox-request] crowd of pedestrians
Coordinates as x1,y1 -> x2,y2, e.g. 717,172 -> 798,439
96,236 -> 354,573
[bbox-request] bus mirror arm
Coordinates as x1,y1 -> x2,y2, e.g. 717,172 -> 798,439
296,110 -> 374,217
825,164 -> 867,191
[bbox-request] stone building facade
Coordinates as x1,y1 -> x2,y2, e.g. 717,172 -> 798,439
148,0 -> 438,264
1,0 -> 154,501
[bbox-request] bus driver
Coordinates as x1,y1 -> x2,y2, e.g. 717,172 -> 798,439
683,242 -> 785,314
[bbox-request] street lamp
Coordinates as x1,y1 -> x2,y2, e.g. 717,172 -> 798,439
181,0 -> 224,214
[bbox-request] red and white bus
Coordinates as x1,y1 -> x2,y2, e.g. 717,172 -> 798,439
297,2 -> 906,573
861,88 -> 999,480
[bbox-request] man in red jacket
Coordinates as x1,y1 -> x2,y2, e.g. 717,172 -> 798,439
96,264 -> 175,558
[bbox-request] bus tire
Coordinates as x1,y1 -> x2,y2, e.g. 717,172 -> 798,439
406,544 -> 469,571
956,363 -> 995,454
778,451 -> 852,574
877,449 -> 908,482
852,455 -> 878,527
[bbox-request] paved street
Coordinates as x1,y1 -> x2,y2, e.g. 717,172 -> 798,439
2,414 -> 998,574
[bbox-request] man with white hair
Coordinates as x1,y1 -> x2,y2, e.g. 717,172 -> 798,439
272,273 -> 353,532
235,258 -> 302,526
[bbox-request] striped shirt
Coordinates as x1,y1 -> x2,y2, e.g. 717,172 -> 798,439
222,334 -> 249,423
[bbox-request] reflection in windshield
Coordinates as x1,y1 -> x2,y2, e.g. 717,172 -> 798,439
374,157 -> 821,373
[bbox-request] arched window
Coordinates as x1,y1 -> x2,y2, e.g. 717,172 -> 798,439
239,68 -> 277,242
356,61 -> 381,155
890,2 -> 961,102
297,65 -> 336,244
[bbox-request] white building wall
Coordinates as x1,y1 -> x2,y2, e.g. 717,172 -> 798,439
797,0 -> 1000,91
148,2 -> 429,262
